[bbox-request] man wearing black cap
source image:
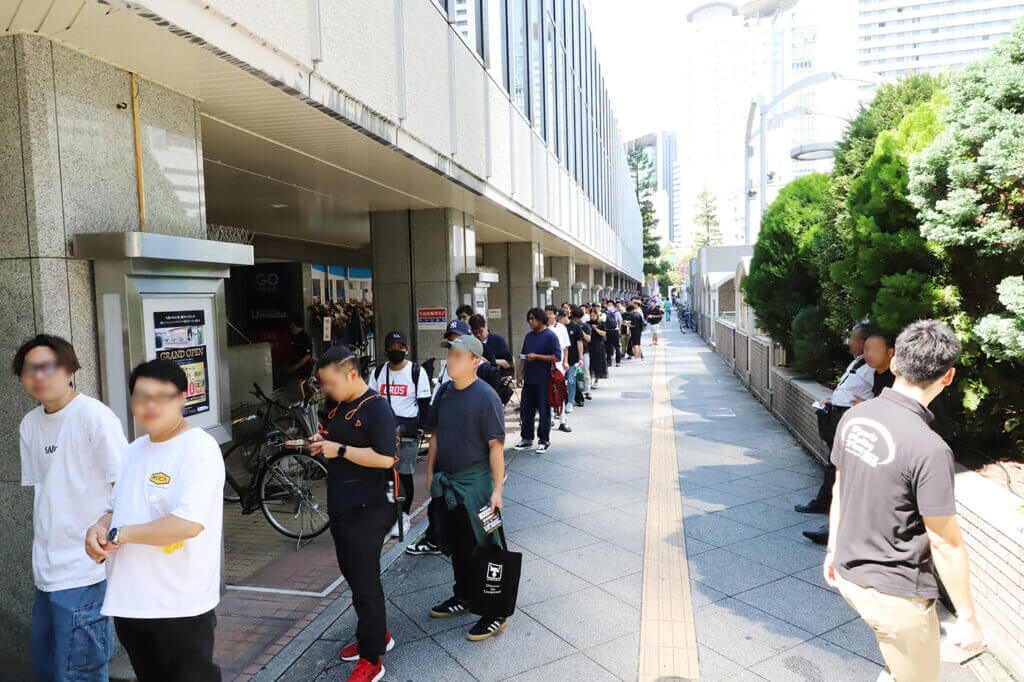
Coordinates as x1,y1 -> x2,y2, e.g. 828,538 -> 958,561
307,345 -> 399,682
368,330 -> 431,538
425,333 -> 508,641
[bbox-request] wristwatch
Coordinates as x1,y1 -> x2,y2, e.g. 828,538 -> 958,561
107,527 -> 122,546
338,444 -> 348,460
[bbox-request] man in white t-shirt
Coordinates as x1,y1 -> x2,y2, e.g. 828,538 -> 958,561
369,329 -> 431,538
85,359 -> 224,682
15,334 -> 128,682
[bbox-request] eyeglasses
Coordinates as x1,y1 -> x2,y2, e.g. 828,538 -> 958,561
130,392 -> 182,406
21,361 -> 60,377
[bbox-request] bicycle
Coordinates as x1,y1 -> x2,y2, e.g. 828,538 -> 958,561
222,382 -> 329,541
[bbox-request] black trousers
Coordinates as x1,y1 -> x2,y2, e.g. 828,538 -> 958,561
812,406 -> 849,506
606,330 -> 621,365
442,504 -> 499,619
329,502 -> 393,661
114,610 -> 220,682
519,382 -> 550,443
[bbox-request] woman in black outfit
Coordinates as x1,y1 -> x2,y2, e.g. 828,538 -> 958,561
587,308 -> 609,386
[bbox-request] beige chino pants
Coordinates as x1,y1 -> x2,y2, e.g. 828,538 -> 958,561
835,573 -> 940,682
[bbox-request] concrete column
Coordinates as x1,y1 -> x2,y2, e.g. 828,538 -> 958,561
0,34 -> 207,673
370,208 -> 479,369
503,242 -> 543,356
546,256 -> 574,309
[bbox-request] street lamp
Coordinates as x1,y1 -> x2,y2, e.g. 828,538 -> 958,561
790,142 -> 839,161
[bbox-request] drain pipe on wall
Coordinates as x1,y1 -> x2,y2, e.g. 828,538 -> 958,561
130,73 -> 147,232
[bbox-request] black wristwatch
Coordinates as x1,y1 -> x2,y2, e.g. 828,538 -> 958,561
338,444 -> 347,460
107,527 -> 121,546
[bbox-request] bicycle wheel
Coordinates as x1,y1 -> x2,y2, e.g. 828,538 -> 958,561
223,438 -> 278,502
258,451 -> 330,539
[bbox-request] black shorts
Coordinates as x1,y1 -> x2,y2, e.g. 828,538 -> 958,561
630,329 -> 642,346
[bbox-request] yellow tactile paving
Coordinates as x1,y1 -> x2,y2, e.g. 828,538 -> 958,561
638,341 -> 700,681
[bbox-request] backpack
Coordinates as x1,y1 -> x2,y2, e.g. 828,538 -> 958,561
374,361 -> 421,387
547,366 -> 567,416
477,361 -> 514,405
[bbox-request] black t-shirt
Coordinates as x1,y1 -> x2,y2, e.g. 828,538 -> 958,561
426,379 -> 505,474
628,312 -> 644,333
325,389 -> 398,514
831,388 -> 957,598
289,330 -> 314,379
872,369 -> 895,397
567,321 -> 584,365
647,307 -> 663,325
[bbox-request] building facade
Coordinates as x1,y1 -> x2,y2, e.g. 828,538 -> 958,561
0,0 -> 642,671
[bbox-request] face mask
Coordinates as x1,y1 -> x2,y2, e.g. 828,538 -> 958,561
386,349 -> 406,364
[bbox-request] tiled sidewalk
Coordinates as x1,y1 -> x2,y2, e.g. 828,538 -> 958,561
668,331 -> 982,681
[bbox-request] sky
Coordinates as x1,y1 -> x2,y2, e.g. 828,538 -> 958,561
585,0 -> 688,141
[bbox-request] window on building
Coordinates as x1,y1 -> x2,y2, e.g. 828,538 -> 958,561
507,0 -> 530,115
529,0 -> 544,133
544,1 -> 557,143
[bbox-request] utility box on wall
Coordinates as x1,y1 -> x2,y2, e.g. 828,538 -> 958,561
73,232 -> 254,443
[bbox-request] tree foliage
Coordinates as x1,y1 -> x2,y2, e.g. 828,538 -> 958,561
693,188 -> 723,248
907,21 -> 1024,448
627,143 -> 665,276
742,173 -> 829,350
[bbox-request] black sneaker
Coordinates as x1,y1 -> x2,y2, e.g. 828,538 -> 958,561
405,539 -> 441,556
430,597 -> 469,618
558,423 -> 572,433
467,616 -> 507,641
536,441 -> 551,454
513,439 -> 535,450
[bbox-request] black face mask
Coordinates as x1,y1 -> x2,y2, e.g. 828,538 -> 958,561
386,349 -> 407,365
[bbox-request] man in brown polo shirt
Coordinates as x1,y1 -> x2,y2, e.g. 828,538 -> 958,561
824,320 -> 984,682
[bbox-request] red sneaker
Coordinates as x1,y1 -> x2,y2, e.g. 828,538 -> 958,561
338,631 -> 395,662
346,658 -> 384,682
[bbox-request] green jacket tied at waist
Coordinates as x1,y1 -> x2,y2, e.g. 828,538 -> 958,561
430,461 -> 503,550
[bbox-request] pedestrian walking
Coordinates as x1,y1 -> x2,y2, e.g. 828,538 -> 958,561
368,330 -> 432,538
307,344 -> 400,682
15,335 -> 128,682
824,320 -> 984,682
424,333 -> 508,640
514,308 -> 561,453
86,359 -> 224,682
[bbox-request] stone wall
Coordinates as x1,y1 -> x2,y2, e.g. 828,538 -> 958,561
734,329 -> 749,385
0,35 -> 205,673
769,366 -> 831,464
715,320 -> 734,368
749,336 -> 771,405
954,471 -> 1024,678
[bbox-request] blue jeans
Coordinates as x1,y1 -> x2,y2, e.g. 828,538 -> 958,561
519,382 -> 551,443
565,365 -> 577,406
32,581 -> 112,682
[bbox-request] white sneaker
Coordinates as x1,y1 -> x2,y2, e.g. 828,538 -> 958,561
388,520 -> 400,538
400,513 -> 411,535
565,402 -> 574,413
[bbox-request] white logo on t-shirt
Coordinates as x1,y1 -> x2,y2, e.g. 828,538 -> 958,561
839,417 -> 896,468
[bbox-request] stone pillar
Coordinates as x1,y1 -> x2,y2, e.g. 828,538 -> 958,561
546,256 -> 574,309
370,208 -> 479,369
574,263 -> 592,305
480,241 -> 543,357
0,34 -> 207,674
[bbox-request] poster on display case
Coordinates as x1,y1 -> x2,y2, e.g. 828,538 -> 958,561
143,297 -> 218,425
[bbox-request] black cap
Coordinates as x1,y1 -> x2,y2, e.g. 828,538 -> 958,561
384,330 -> 408,347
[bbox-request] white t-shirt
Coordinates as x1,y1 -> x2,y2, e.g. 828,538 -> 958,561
831,356 -> 876,407
552,323 -> 571,360
102,428 -> 224,618
20,394 -> 128,592
369,362 -> 431,418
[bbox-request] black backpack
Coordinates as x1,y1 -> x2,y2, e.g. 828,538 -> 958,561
374,361 -> 422,388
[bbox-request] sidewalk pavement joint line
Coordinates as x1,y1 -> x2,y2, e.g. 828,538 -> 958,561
638,340 -> 700,682
250,497 -> 431,682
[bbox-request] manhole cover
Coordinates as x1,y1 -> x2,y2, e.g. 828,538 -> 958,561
621,391 -> 653,399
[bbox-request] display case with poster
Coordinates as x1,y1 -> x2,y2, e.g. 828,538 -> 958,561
143,299 -> 217,423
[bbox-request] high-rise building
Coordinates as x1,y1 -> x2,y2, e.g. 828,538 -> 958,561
857,0 -> 1024,85
626,131 -> 680,249
676,0 -> 859,248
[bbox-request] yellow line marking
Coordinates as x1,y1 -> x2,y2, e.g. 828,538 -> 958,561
638,341 -> 700,681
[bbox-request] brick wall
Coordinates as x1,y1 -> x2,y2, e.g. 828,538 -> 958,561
734,330 -> 749,385
715,320 -> 734,367
769,367 -> 832,463
749,337 -> 771,405
954,472 -> 1024,678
